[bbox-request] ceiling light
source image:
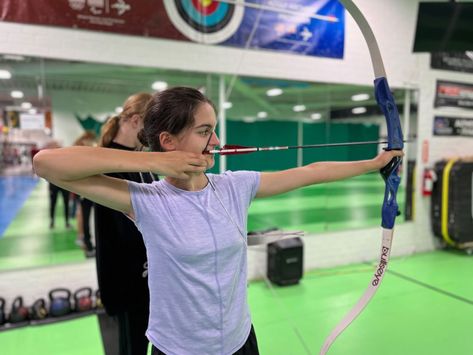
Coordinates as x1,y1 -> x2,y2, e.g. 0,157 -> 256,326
310,113 -> 322,120
0,70 -> 12,79
351,93 -> 370,101
21,102 -> 32,109
266,88 -> 283,97
223,101 -> 232,109
257,111 -> 268,118
11,90 -> 24,99
28,108 -> 37,115
293,104 -> 306,112
243,116 -> 256,123
151,81 -> 168,91
466,51 -> 473,60
352,107 -> 367,114
115,106 -> 123,114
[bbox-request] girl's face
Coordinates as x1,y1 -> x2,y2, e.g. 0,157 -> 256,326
175,102 -> 220,169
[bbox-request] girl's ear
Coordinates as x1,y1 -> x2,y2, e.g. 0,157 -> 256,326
130,114 -> 141,128
159,132 -> 176,151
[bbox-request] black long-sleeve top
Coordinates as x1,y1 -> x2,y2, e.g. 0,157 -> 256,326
94,142 -> 156,315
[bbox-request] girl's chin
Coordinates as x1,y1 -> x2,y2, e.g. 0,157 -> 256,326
207,156 -> 215,169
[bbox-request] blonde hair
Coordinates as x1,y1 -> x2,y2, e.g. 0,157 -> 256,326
74,131 -> 96,146
99,92 -> 152,147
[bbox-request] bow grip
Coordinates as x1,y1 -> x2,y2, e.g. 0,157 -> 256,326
374,77 -> 404,151
380,156 -> 402,229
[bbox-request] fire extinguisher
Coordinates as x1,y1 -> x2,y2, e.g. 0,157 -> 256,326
422,168 -> 435,196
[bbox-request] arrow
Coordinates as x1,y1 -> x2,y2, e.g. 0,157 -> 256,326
205,140 -> 409,156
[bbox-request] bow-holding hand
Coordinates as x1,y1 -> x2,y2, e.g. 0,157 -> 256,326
372,149 -> 404,170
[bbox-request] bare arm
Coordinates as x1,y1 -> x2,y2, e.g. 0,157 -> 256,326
256,150 -> 403,198
33,146 -> 208,214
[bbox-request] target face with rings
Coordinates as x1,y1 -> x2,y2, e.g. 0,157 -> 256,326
164,0 -> 244,44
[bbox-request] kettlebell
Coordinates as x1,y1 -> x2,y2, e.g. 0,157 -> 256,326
9,296 -> 29,323
0,297 -> 5,325
49,288 -> 72,317
95,289 -> 103,310
74,287 -> 93,312
30,298 -> 48,320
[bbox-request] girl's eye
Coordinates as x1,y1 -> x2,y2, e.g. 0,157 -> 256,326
200,129 -> 211,136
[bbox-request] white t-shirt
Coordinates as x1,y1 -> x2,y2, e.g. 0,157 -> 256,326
128,170 -> 261,355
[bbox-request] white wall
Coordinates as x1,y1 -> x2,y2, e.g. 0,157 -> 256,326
50,89 -> 129,146
1,0 -> 473,278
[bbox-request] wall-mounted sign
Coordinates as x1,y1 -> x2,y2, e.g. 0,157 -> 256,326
433,116 -> 473,137
434,80 -> 473,109
19,112 -> 46,130
431,52 -> 473,74
0,0 -> 344,59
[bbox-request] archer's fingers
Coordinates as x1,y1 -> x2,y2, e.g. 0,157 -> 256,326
188,159 -> 208,167
389,150 -> 404,158
183,152 -> 207,164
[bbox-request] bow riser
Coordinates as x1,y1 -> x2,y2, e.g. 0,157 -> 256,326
374,78 -> 404,151
380,158 -> 402,229
375,77 -> 403,229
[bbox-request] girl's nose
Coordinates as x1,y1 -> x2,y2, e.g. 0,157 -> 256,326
210,131 -> 220,146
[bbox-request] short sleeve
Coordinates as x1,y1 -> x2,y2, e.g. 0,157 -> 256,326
127,180 -> 156,228
231,170 -> 260,201
212,170 -> 260,210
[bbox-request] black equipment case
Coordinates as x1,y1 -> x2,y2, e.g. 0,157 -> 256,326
431,159 -> 473,253
267,237 -> 303,286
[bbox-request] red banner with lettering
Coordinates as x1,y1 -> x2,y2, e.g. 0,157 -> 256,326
0,0 -> 186,40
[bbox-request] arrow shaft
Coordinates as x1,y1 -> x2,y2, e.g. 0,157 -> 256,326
207,140 -> 393,155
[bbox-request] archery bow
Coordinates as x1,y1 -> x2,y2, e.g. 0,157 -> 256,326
319,1 -> 404,354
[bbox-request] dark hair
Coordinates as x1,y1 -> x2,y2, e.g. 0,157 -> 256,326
138,87 -> 215,152
100,92 -> 152,147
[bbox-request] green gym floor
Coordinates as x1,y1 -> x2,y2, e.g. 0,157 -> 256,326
1,252 -> 472,354
0,177 -> 86,271
2,175 -> 473,354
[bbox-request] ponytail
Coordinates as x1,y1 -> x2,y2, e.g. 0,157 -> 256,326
99,92 -> 152,148
99,116 -> 120,147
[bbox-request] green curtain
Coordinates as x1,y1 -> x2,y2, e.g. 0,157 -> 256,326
209,120 -> 379,173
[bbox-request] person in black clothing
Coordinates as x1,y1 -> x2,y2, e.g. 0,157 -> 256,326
43,141 -> 71,229
80,197 -> 94,255
73,131 -> 97,256
94,92 -> 153,355
49,183 -> 70,229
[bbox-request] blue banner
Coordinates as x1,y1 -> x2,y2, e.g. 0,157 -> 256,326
222,0 -> 344,59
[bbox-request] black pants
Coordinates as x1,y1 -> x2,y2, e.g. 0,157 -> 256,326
80,198 -> 94,251
98,308 -> 149,355
151,325 -> 259,355
49,183 -> 70,226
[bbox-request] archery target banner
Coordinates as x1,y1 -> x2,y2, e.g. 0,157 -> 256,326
163,0 -> 245,44
165,0 -> 345,58
0,0 -> 344,59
